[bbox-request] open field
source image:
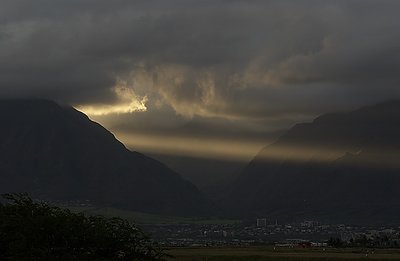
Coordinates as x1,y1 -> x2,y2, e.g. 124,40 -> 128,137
166,246 -> 400,260
67,206 -> 240,224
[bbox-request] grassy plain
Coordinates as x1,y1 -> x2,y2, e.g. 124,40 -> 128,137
166,246 -> 400,261
67,206 -> 239,224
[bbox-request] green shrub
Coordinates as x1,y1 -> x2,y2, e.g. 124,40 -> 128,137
0,193 -> 168,260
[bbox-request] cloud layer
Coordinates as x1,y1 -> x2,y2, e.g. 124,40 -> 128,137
2,0 -> 400,155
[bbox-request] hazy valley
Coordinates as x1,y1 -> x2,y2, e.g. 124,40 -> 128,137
2,99 -> 400,226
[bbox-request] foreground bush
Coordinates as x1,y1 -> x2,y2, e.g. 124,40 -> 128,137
0,194 -> 167,260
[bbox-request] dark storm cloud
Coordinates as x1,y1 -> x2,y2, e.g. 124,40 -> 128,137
1,0 -> 400,122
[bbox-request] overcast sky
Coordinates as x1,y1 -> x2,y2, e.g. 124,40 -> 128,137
2,0 -> 400,160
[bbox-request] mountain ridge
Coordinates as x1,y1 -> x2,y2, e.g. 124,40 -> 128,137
0,99 -> 213,216
226,100 -> 400,224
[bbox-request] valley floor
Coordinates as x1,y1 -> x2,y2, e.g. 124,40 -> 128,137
166,246 -> 400,260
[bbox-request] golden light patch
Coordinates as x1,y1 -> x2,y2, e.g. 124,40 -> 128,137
112,132 -> 370,165
76,81 -> 147,116
115,132 -> 269,162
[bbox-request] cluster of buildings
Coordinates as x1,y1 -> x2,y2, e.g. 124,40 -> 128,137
140,219 -> 400,247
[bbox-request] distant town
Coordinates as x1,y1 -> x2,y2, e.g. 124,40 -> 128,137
141,219 -> 400,248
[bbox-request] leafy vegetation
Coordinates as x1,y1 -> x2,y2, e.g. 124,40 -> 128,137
0,194 -> 168,260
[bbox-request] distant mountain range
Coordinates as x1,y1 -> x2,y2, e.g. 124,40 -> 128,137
0,100 -> 212,216
2,99 -> 400,224
227,101 -> 400,224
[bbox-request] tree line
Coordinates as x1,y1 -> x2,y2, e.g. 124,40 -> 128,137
0,193 -> 168,260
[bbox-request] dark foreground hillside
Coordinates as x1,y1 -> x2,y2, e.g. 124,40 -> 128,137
0,99 -> 212,216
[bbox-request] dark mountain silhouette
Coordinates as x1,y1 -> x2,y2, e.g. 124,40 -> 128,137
149,153 -> 244,201
0,99 -> 212,216
227,101 -> 400,224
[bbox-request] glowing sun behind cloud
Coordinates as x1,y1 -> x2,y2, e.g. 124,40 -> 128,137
77,80 -> 148,116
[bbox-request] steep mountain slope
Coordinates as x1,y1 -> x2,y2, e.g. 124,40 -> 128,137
228,101 -> 400,224
0,100 -> 212,216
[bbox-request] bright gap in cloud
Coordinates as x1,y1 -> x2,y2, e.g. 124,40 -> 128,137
76,81 -> 147,116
